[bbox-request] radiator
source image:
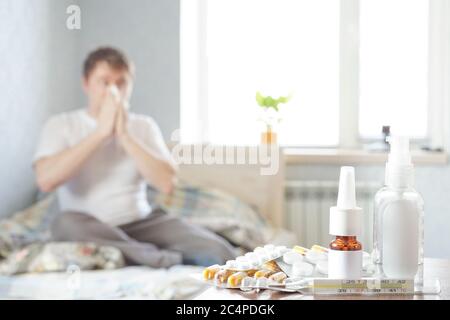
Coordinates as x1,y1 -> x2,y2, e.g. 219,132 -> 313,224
284,180 -> 381,251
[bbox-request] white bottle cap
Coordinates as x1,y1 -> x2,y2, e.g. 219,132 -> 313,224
329,166 -> 363,236
385,136 -> 414,188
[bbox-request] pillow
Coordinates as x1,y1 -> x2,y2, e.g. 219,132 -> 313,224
147,182 -> 274,250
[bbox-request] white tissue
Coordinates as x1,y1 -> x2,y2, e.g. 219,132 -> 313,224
109,85 -> 120,101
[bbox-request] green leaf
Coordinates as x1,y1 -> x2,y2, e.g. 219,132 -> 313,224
264,96 -> 275,107
256,91 -> 265,106
278,96 -> 288,103
256,91 -> 293,110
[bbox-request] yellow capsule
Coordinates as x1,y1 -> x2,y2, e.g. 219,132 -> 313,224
268,271 -> 287,283
293,246 -> 310,256
311,245 -> 329,253
254,269 -> 274,278
243,269 -> 258,277
202,264 -> 221,280
227,272 -> 248,287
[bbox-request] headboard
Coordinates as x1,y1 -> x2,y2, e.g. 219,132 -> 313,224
171,145 -> 286,228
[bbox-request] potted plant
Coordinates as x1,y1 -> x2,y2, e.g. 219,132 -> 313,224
256,91 -> 292,144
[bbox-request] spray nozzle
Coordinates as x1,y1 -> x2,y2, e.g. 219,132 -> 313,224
329,166 -> 362,237
388,136 -> 412,166
336,166 -> 357,209
385,136 -> 414,187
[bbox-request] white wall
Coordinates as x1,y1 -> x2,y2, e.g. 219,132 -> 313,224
0,0 -> 180,217
0,0 -> 80,217
76,0 -> 180,140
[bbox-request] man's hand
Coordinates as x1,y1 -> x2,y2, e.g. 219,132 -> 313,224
95,88 -> 120,140
114,101 -> 177,194
115,101 -> 129,141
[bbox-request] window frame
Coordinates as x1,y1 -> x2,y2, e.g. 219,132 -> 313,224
180,0 -> 450,150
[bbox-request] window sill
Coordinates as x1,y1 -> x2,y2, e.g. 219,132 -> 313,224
283,148 -> 448,165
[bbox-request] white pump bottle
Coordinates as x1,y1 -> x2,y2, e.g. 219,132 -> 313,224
373,136 -> 424,287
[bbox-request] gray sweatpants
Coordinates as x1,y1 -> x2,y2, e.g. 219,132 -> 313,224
50,208 -> 237,268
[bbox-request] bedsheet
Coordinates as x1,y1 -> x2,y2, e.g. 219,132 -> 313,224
0,265 -> 206,300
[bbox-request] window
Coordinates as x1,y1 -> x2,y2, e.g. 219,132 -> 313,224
181,0 -> 445,148
359,0 -> 428,139
206,0 -> 339,146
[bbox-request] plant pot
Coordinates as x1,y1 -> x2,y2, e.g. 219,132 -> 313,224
261,125 -> 277,145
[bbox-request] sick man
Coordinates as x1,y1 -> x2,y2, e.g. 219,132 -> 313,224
33,47 -> 236,267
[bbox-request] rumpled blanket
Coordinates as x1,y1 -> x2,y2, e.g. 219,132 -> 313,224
147,182 -> 292,250
0,194 -> 124,275
0,242 -> 124,275
0,182 -> 296,276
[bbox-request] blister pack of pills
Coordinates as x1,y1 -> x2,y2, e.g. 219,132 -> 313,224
200,244 -> 374,290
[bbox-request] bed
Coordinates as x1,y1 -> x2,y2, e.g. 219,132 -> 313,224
0,149 -> 295,299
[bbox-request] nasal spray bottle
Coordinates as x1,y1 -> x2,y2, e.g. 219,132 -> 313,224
373,136 -> 424,288
328,166 -> 363,279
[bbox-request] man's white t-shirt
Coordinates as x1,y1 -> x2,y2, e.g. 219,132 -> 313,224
33,108 -> 174,227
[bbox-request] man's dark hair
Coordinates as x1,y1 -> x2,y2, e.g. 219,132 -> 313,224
83,47 -> 134,79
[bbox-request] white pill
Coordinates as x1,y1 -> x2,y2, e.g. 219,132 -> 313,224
316,260 -> 328,275
236,256 -> 248,263
244,253 -> 259,266
292,262 -> 314,277
269,251 -> 279,259
275,246 -> 288,256
261,256 -> 272,266
305,250 -> 327,264
254,247 -> 266,255
283,251 -> 304,264
237,262 -> 251,270
256,250 -> 270,260
264,245 -> 276,257
225,260 -> 237,268
245,252 -> 257,259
